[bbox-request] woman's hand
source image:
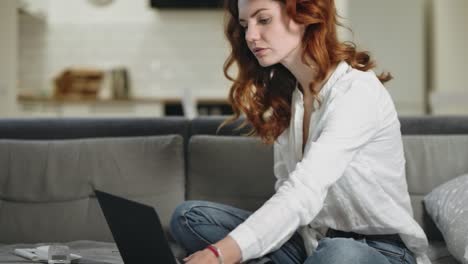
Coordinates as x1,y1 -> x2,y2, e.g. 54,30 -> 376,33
183,248 -> 218,264
183,236 -> 242,264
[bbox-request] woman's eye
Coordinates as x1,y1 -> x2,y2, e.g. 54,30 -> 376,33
259,18 -> 271,25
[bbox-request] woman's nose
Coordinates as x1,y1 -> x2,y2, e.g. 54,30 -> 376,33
245,26 -> 260,43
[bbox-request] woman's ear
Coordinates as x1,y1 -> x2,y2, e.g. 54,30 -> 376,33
287,17 -> 305,36
299,24 -> 306,36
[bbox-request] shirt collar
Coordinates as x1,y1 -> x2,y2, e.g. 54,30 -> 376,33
294,60 -> 351,100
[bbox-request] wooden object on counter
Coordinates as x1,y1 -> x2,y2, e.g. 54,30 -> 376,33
53,68 -> 104,100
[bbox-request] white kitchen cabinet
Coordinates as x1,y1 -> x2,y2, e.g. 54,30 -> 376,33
18,0 -> 48,20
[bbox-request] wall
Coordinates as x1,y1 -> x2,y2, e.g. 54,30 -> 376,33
346,0 -> 426,115
0,0 -> 18,117
19,0 -> 231,101
430,0 -> 468,114
15,0 -> 468,117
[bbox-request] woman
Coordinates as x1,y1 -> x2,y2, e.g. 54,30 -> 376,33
170,0 -> 430,263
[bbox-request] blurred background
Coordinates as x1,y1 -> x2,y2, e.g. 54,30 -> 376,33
0,0 -> 467,118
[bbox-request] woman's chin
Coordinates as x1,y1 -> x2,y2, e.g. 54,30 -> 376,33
258,58 -> 277,67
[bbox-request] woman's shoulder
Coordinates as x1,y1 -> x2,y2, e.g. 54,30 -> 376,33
333,68 -> 385,103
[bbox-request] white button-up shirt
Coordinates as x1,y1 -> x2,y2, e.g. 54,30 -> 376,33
229,61 -> 430,263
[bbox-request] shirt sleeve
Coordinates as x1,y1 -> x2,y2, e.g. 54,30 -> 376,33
228,81 -> 382,261
273,141 -> 289,191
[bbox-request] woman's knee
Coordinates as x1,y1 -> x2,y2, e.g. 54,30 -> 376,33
170,200 -> 251,252
170,201 -> 230,239
170,201 -> 205,239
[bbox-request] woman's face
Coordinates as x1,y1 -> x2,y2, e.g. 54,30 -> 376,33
238,0 -> 304,67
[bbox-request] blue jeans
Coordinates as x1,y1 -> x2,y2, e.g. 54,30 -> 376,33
170,201 -> 416,264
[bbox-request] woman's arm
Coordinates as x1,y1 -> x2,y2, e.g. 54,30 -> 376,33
274,140 -> 290,191
228,80 -> 382,262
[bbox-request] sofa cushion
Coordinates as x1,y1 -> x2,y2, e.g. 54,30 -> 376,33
425,174 -> 468,264
402,135 -> 468,241
0,135 -> 184,244
187,135 -> 275,211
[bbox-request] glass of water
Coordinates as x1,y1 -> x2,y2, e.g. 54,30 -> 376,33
48,244 -> 71,264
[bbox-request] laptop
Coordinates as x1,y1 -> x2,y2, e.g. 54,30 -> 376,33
95,190 -> 182,264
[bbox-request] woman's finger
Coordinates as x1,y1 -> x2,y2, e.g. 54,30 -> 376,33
183,253 -> 193,262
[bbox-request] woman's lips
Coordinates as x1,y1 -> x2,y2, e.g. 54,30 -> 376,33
254,48 -> 269,57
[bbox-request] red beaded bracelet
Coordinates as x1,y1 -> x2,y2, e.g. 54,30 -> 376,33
207,245 -> 219,257
206,245 -> 224,264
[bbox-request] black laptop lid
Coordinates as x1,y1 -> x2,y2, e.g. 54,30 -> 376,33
95,190 -> 177,264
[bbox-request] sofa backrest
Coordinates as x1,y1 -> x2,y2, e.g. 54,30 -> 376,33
1,116 -> 468,244
400,117 -> 468,240
0,117 -> 190,140
0,118 -> 188,244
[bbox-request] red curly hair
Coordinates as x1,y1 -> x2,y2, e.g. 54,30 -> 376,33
220,0 -> 392,144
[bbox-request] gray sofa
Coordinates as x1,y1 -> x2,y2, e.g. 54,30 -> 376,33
0,116 -> 467,264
